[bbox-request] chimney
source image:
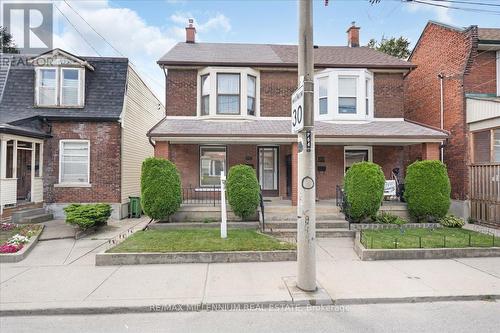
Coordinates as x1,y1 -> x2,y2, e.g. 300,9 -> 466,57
347,22 -> 360,47
185,18 -> 196,43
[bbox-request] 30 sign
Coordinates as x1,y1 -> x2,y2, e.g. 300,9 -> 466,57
291,85 -> 304,133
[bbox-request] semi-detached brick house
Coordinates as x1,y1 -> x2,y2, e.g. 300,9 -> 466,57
405,21 -> 499,224
149,22 -> 447,206
0,49 -> 164,221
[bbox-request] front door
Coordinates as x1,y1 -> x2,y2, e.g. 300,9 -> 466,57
258,147 -> 279,197
16,149 -> 32,201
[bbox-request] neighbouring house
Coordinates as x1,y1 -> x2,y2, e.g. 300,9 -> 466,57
148,21 -> 447,208
405,21 -> 499,226
0,49 -> 165,221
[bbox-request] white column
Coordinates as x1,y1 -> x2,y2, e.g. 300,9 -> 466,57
31,142 -> 35,202
12,140 -> 17,178
220,171 -> 227,239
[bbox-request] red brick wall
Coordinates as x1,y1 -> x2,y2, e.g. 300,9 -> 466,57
44,121 -> 121,203
373,146 -> 406,178
464,51 -> 497,94
315,145 -> 344,200
373,73 -> 405,118
166,69 -> 197,116
169,144 -> 199,188
260,71 -> 297,117
155,141 -> 170,159
404,22 -> 476,200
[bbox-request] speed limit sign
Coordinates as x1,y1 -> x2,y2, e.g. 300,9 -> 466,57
291,85 -> 304,133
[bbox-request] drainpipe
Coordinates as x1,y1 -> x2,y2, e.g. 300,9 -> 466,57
438,73 -> 445,163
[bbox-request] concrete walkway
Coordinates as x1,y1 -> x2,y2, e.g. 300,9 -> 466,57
1,226 -> 500,314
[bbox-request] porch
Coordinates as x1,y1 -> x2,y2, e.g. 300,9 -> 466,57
0,133 -> 45,218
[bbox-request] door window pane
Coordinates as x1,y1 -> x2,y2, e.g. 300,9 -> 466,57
62,69 -> 80,105
217,74 -> 240,114
345,149 -> 369,173
200,147 -> 226,186
259,148 -> 277,190
39,69 -> 56,105
60,141 -> 89,183
35,143 -> 41,177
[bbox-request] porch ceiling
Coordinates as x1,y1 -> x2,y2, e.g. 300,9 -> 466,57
149,117 -> 448,144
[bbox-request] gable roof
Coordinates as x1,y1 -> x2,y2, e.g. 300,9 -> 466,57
0,54 -> 129,125
158,43 -> 414,69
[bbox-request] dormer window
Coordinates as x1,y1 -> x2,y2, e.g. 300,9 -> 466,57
315,69 -> 373,121
197,67 -> 260,118
35,67 -> 84,107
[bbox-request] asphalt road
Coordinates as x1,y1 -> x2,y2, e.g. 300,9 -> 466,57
1,301 -> 499,333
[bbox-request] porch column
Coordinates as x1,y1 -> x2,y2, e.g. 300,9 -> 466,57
155,141 -> 170,160
422,142 -> 440,160
291,142 -> 298,206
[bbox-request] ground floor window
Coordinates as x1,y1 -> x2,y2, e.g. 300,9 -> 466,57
472,129 -> 500,163
494,129 -> 500,162
200,146 -> 226,187
59,140 -> 90,184
344,146 -> 372,173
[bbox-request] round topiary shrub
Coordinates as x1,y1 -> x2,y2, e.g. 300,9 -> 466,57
141,157 -> 182,221
226,164 -> 260,220
343,162 -> 385,222
404,160 -> 451,222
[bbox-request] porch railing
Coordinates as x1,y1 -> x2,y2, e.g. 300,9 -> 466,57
470,164 -> 500,227
181,186 -> 221,206
259,186 -> 265,232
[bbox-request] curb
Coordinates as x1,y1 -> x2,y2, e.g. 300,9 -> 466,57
1,294 -> 498,317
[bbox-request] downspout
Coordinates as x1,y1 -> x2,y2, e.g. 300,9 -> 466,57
438,73 -> 444,163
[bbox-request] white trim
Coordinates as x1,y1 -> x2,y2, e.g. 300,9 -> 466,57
258,146 -> 278,191
36,67 -> 84,107
496,51 -> 500,96
58,139 -> 90,186
344,146 -> 373,174
199,145 -> 227,187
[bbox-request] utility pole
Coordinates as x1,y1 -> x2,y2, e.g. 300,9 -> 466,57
296,0 -> 316,292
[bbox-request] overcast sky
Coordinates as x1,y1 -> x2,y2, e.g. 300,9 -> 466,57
8,0 -> 500,102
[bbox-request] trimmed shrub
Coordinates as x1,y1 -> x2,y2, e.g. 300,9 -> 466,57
64,203 -> 112,230
439,215 -> 465,228
375,212 -> 407,225
343,162 -> 385,222
404,160 -> 451,222
226,164 -> 260,220
141,157 -> 182,220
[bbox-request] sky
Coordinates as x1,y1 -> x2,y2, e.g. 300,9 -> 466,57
4,0 -> 500,102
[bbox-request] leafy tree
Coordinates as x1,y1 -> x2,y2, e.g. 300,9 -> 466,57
0,26 -> 19,54
367,36 -> 410,59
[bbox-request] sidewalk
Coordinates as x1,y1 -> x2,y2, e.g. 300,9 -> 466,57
1,223 -> 500,315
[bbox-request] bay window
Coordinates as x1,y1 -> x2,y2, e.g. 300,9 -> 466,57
200,146 -> 226,187
318,77 -> 328,115
338,77 -> 357,114
59,140 -> 90,184
198,68 -> 259,117
36,67 -> 84,107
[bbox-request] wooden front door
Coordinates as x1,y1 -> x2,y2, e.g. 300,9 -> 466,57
258,147 -> 279,197
16,149 -> 32,201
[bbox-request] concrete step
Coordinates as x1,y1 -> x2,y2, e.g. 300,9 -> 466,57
265,228 -> 355,238
11,208 -> 47,223
264,220 -> 349,229
264,214 -> 345,221
19,213 -> 54,224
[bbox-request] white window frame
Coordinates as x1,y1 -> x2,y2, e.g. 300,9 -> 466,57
314,69 -> 374,121
35,67 -> 85,107
199,145 -> 227,188
197,67 -> 260,118
58,139 -> 90,186
344,146 -> 373,174
496,51 -> 500,96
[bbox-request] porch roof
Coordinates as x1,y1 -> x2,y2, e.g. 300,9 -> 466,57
148,117 -> 448,143
0,123 -> 48,139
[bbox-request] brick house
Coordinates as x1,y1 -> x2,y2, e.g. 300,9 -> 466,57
404,21 -> 499,223
148,22 -> 447,207
0,49 -> 164,221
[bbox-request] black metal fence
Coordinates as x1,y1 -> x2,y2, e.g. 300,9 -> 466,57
181,186 -> 221,206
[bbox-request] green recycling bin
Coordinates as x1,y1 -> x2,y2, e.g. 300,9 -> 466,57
129,196 -> 141,218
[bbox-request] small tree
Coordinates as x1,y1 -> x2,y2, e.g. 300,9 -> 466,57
343,162 -> 385,222
367,36 -> 410,59
141,157 -> 182,221
226,165 -> 260,220
0,26 -> 19,54
404,160 -> 451,222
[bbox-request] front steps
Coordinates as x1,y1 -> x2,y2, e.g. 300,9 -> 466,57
11,208 -> 54,224
263,205 -> 354,239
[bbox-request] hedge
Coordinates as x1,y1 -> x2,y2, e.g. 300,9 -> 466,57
343,162 -> 385,222
226,165 -> 260,220
64,203 -> 112,230
141,157 -> 182,220
404,160 -> 451,222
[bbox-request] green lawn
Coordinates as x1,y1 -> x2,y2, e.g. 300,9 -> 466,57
361,227 -> 500,249
107,228 -> 296,253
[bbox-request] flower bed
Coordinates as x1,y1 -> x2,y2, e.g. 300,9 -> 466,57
0,223 -> 43,254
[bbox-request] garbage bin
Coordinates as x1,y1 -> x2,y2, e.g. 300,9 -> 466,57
129,196 -> 141,218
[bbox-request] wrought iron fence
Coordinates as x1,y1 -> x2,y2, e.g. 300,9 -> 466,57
182,186 -> 221,206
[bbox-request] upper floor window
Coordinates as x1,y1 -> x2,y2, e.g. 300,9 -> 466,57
197,67 -> 259,118
315,69 -> 373,121
36,67 -> 84,107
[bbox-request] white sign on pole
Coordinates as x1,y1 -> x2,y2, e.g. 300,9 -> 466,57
220,171 -> 227,239
291,85 -> 304,133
